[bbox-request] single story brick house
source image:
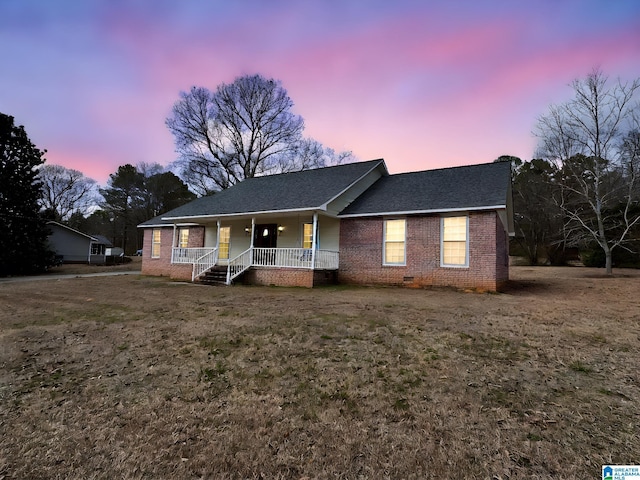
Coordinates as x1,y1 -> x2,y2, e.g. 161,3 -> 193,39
138,159 -> 513,291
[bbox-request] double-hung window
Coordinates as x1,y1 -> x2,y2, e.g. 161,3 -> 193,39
152,229 -> 161,258
441,216 -> 468,267
177,228 -> 189,248
383,219 -> 406,265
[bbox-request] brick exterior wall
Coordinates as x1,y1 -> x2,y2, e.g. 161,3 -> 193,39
140,226 -> 336,287
140,213 -> 509,291
242,267 -> 315,288
338,212 -> 509,291
140,226 -> 205,281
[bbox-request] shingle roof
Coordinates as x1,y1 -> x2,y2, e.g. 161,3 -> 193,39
139,159 -> 385,226
339,161 -> 511,216
91,234 -> 113,247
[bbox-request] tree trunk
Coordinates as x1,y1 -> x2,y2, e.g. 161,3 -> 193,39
604,246 -> 613,275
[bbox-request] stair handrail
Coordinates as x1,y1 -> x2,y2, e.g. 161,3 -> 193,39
226,248 -> 253,284
192,248 -> 219,282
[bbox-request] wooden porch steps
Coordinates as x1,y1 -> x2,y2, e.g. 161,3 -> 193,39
197,266 -> 228,286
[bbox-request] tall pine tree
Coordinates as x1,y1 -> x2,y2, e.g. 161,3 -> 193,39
0,113 -> 54,275
99,164 -> 145,254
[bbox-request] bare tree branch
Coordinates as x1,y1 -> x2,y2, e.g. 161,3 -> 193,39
534,69 -> 640,273
167,74 -> 321,193
38,164 -> 98,221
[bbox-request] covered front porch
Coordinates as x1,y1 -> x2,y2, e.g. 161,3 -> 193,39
169,212 -> 339,285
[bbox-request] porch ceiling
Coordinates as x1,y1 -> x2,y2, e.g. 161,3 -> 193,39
164,209 -> 336,225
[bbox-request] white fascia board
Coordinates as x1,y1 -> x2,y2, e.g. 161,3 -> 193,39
161,206 -> 325,222
138,222 -> 200,228
138,223 -> 170,228
339,205 -> 507,218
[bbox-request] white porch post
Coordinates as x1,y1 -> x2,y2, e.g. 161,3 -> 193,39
250,217 -> 255,264
311,212 -> 318,269
216,220 -> 221,250
171,224 -> 177,263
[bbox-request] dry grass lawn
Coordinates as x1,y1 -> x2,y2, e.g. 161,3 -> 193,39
1,266 -> 639,479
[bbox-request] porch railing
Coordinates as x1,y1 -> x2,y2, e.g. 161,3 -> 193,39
172,247 -> 216,264
191,248 -> 219,282
227,248 -> 253,283
313,249 -> 340,270
172,246 -> 339,285
250,248 -> 338,269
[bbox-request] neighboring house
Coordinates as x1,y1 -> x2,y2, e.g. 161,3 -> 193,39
47,221 -> 113,264
138,159 -> 514,291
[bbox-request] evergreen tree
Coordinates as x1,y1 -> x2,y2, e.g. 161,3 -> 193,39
99,164 -> 144,255
99,164 -> 196,253
0,113 -> 54,275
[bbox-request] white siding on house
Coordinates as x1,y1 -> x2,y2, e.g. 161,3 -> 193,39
204,226 -> 217,248
203,219 -> 252,261
325,166 -> 384,216
318,216 -> 340,250
197,215 -> 340,261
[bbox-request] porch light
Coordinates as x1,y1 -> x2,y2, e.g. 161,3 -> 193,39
277,225 -> 285,235
244,226 -> 251,236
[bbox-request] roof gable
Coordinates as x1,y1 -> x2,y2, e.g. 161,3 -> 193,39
140,159 -> 386,225
47,221 -> 98,241
339,161 -> 511,217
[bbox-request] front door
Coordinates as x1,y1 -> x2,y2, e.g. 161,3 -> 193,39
254,224 -> 277,248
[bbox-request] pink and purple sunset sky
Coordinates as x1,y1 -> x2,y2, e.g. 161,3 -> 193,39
1,0 -> 639,186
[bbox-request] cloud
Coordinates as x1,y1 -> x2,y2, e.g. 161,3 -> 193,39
1,0 -> 638,185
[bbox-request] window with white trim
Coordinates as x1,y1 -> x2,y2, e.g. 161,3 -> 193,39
177,228 -> 189,248
302,223 -> 313,249
218,226 -> 230,259
383,219 -> 406,265
152,229 -> 161,258
441,216 -> 468,266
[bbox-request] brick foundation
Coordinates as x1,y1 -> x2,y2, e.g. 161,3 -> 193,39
242,267 -> 336,288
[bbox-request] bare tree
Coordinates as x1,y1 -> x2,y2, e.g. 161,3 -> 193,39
278,138 -> 354,173
167,74 -> 306,194
535,69 -> 640,273
38,164 -> 98,221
